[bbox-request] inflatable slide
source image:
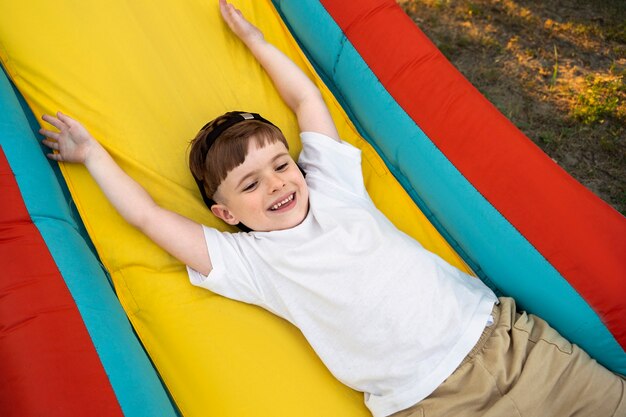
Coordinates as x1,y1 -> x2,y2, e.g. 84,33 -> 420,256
1,0 -> 623,416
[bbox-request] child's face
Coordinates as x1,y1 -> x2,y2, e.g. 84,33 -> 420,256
211,138 -> 309,232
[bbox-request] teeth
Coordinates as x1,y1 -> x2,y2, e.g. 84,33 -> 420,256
271,194 -> 294,211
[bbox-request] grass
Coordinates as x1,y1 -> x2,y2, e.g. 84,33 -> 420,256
571,73 -> 625,126
550,44 -> 559,88
397,0 -> 626,214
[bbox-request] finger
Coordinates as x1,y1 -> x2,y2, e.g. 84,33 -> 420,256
225,3 -> 239,20
56,111 -> 75,125
222,7 -> 236,25
219,0 -> 230,20
42,139 -> 60,151
39,128 -> 60,140
41,139 -> 60,150
42,114 -> 67,130
46,152 -> 63,162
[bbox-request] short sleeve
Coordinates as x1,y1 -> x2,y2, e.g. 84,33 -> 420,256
298,131 -> 367,197
186,226 -> 263,306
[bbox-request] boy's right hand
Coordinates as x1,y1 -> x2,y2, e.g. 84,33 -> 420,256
40,112 -> 96,164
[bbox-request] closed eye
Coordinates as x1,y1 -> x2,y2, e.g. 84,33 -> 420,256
275,163 -> 289,172
242,181 -> 258,192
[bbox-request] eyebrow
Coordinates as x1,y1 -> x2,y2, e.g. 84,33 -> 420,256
236,151 -> 290,190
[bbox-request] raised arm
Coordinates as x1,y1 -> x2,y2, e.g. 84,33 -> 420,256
219,0 -> 340,141
40,112 -> 213,275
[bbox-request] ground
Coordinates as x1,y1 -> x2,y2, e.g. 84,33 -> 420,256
397,0 -> 625,214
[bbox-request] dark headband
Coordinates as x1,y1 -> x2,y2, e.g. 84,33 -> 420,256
199,111 -> 278,158
192,111 -> 279,232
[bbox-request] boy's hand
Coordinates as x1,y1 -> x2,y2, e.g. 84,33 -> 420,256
218,0 -> 340,140
219,0 -> 264,45
40,112 -> 96,164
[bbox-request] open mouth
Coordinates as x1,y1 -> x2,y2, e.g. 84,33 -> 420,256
269,192 -> 296,212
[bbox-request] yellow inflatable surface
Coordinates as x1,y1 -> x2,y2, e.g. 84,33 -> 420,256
0,1 -> 471,415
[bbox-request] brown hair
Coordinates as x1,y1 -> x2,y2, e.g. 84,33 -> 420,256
189,112 -> 288,202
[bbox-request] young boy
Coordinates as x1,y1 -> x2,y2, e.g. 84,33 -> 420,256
41,1 -> 625,416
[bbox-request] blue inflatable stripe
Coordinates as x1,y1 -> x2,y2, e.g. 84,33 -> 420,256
273,0 -> 624,373
0,67 -> 178,416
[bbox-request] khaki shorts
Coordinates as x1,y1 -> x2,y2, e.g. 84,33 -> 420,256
392,297 -> 626,417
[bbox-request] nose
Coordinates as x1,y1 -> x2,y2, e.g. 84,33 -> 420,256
268,172 -> 286,193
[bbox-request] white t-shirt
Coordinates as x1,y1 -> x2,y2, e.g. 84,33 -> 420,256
188,132 -> 498,417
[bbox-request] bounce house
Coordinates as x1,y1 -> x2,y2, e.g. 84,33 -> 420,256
1,0 -> 624,416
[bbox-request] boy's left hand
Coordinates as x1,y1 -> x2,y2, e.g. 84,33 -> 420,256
219,0 -> 264,45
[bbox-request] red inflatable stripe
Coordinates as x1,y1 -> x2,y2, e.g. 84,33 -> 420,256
320,0 -> 626,348
0,148 -> 123,416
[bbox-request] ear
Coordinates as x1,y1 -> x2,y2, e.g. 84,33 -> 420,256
210,204 -> 240,225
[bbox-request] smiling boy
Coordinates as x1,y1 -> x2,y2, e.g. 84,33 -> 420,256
188,111 -> 310,232
41,1 -> 625,416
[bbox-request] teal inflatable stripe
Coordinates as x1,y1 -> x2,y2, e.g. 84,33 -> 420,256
0,67 -> 178,416
273,0 -> 624,373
